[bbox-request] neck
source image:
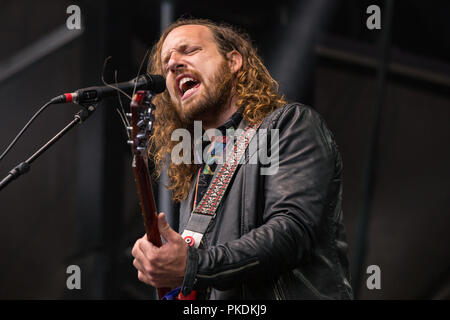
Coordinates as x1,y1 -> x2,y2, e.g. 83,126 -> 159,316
201,95 -> 239,131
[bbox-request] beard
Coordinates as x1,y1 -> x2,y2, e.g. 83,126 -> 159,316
174,61 -> 234,126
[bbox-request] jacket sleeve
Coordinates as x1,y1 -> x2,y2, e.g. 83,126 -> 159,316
181,104 -> 337,296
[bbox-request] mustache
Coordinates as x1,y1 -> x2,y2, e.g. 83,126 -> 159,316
174,68 -> 203,82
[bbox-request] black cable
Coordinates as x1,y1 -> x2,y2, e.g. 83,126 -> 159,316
0,99 -> 54,162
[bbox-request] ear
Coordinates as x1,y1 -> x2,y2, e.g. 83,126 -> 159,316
226,50 -> 243,74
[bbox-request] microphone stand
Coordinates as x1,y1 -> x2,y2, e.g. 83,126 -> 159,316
0,103 -> 98,191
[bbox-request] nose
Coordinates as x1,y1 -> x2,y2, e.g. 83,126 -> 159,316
167,52 -> 185,72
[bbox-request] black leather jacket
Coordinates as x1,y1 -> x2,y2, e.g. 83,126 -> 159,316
178,103 -> 353,299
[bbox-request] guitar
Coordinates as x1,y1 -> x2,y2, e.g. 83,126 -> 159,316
129,90 -> 170,299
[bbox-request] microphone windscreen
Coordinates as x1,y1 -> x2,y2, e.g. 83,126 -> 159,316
146,74 -> 166,94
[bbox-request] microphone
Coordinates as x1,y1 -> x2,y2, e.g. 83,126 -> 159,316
50,74 -> 166,105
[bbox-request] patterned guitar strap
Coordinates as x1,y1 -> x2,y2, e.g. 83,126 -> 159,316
182,119 -> 261,248
165,119 -> 261,300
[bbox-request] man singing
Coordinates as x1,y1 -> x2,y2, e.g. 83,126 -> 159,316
131,18 -> 353,300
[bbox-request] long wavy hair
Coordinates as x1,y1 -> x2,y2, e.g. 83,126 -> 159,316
147,18 -> 286,202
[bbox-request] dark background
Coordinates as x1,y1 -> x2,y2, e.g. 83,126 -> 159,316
0,0 -> 448,299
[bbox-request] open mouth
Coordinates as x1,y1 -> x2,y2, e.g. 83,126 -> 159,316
178,75 -> 201,101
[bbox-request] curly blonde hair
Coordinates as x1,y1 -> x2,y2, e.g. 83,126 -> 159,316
147,18 -> 286,202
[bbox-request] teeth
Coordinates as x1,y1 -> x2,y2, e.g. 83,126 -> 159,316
178,77 -> 195,92
183,87 -> 197,97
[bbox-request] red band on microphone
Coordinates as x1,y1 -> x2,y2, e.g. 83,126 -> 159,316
64,93 -> 73,102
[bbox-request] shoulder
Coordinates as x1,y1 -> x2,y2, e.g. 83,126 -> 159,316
262,102 -> 327,131
261,102 -> 338,153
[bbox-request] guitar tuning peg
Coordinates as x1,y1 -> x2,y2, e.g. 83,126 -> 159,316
137,146 -> 147,152
126,126 -> 133,132
125,113 -> 132,118
137,119 -> 146,128
136,133 -> 146,140
127,140 -> 133,145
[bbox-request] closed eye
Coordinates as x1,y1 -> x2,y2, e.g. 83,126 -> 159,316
186,47 -> 201,55
162,46 -> 201,73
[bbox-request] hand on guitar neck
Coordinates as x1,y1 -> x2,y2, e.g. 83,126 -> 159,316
132,212 -> 188,290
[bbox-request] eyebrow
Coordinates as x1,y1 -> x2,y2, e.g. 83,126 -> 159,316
161,42 -> 197,65
162,44 -> 182,63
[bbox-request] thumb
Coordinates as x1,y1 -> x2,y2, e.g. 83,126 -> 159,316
158,212 -> 179,243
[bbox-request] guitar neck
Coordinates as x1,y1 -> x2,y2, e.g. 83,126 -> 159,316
133,156 -> 161,246
132,155 -> 170,299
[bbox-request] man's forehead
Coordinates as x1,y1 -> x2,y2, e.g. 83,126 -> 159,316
161,25 -> 215,55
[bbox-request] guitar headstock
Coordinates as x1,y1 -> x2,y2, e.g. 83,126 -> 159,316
129,90 -> 155,159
